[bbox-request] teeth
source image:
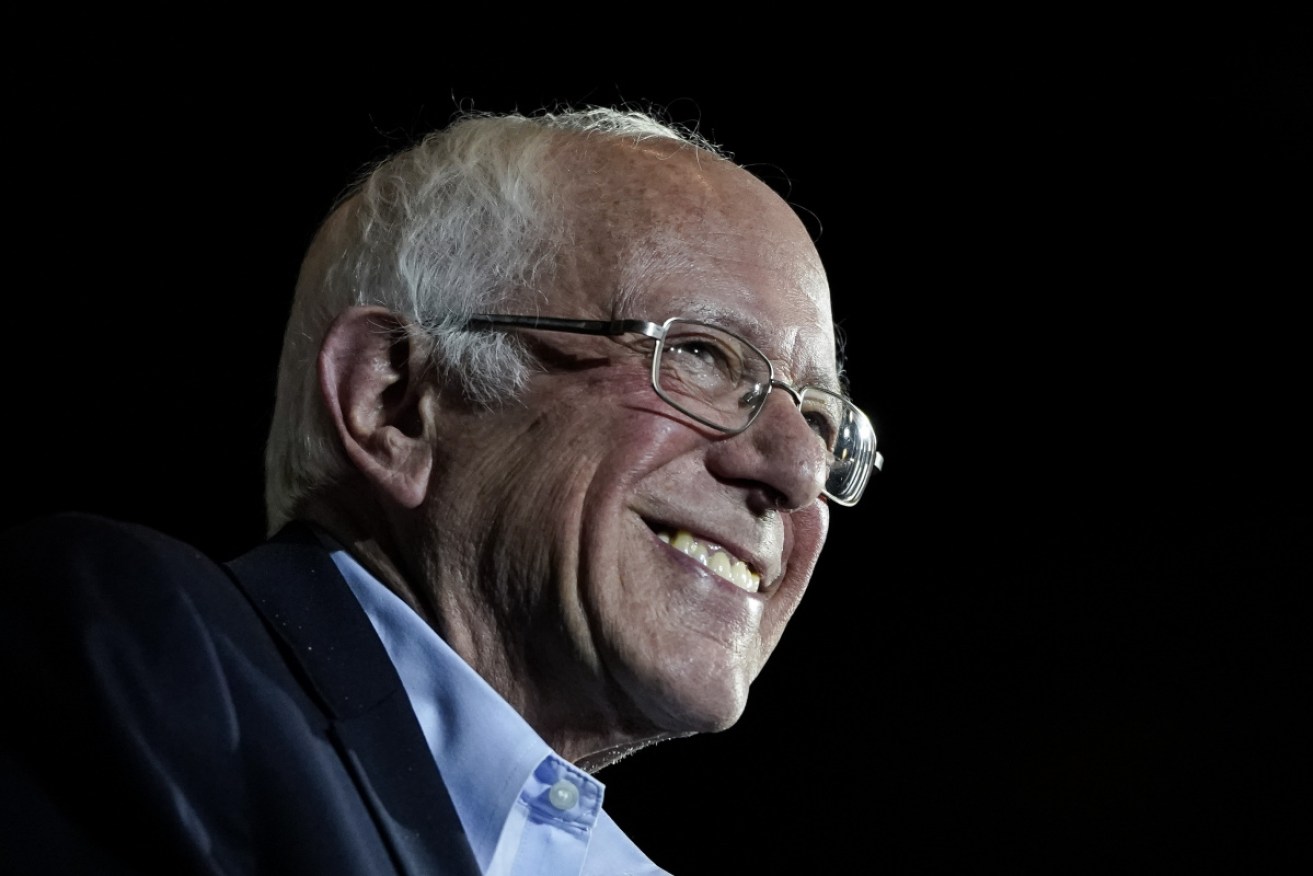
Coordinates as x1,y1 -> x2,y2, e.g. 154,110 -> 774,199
658,529 -> 762,593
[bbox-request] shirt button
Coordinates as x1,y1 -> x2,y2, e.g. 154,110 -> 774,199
548,779 -> 580,811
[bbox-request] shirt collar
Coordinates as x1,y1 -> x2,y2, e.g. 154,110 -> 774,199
320,534 -> 563,871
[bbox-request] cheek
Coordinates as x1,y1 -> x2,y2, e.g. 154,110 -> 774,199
793,500 -> 830,579
431,397 -> 619,574
574,371 -> 700,498
541,379 -> 703,588
475,368 -> 663,496
761,499 -> 829,647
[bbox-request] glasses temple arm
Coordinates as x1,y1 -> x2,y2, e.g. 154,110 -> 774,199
466,314 -> 663,339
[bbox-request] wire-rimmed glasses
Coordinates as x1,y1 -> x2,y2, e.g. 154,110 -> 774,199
465,314 -> 882,506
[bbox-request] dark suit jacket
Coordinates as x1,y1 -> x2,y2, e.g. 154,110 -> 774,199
0,512 -> 481,876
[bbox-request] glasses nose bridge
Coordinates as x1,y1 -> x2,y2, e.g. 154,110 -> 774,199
767,377 -> 804,408
756,378 -> 829,464
736,377 -> 829,509
762,379 -> 818,438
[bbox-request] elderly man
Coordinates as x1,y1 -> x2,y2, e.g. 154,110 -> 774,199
1,106 -> 880,874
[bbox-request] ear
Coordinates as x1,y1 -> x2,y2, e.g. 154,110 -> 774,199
318,306 -> 437,509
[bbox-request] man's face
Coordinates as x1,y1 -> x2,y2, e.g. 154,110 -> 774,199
425,140 -> 836,755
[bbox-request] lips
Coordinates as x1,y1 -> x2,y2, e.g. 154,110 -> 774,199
655,528 -> 763,593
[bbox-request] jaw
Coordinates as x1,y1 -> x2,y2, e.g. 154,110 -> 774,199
567,509 -> 777,737
601,494 -> 828,737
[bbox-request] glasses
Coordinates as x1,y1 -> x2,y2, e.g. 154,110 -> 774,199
465,314 -> 882,506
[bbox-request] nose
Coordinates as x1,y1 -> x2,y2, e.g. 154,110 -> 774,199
706,386 -> 829,512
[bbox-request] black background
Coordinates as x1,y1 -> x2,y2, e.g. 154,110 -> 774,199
7,26 -> 1310,873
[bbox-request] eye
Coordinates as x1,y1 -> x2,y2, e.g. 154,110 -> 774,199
803,410 -> 838,449
662,335 -> 742,384
666,337 -> 730,365
799,391 -> 847,451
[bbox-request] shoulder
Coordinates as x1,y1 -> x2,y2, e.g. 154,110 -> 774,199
0,512 -> 276,690
0,514 -> 352,872
2,510 -> 219,571
2,512 -> 233,622
0,512 -> 254,743
0,512 -> 296,774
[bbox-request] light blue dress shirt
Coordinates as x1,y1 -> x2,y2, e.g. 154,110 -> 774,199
325,542 -> 673,876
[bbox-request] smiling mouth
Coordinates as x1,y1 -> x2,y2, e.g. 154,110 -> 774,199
654,528 -> 763,593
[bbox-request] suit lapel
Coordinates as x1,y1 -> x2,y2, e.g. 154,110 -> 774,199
226,523 -> 481,876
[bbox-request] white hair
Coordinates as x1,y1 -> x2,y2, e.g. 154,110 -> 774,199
263,106 -> 727,533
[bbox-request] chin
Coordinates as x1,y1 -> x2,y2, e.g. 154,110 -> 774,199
623,661 -> 756,737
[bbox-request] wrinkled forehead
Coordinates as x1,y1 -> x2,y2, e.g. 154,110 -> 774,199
547,135 -> 837,388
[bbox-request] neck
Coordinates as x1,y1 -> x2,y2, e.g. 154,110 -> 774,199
301,492 -> 680,770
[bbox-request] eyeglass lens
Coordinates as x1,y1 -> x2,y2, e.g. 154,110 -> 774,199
653,319 -> 875,505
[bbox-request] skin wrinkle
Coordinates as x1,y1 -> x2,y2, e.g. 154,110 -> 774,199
312,128 -> 836,772
543,139 -> 828,761
611,187 -> 835,390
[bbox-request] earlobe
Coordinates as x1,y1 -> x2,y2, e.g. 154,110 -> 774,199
318,306 -> 436,509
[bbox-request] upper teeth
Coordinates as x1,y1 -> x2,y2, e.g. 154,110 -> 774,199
658,529 -> 762,593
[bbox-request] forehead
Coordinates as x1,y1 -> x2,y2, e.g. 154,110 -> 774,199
549,136 -> 838,388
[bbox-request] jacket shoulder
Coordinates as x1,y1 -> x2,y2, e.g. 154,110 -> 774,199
2,510 -> 219,559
